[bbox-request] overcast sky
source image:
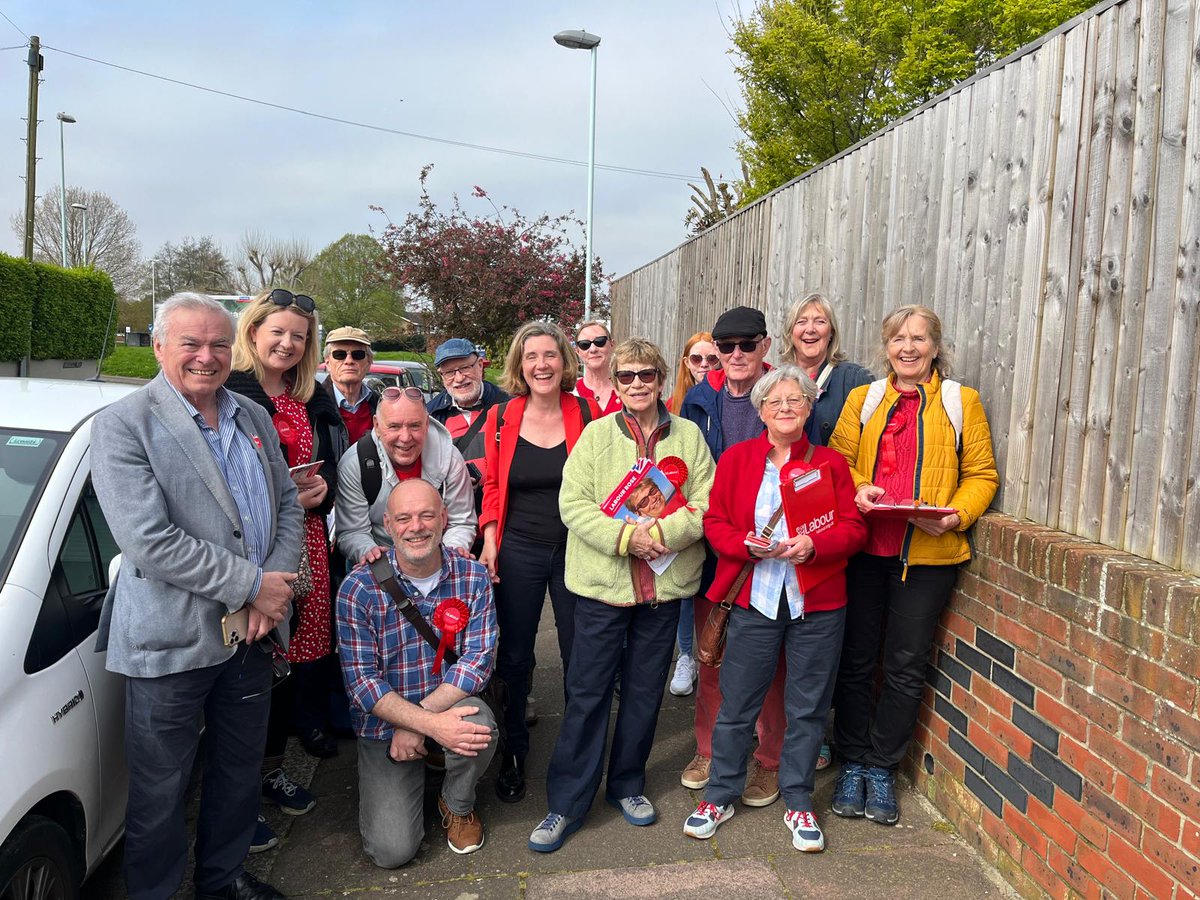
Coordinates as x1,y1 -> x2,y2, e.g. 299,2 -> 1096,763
0,1 -> 745,289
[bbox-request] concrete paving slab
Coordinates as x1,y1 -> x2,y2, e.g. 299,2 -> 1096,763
525,857 -> 787,900
771,844 -> 1011,898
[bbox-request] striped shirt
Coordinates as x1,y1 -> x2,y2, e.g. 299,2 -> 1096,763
749,457 -> 806,620
169,383 -> 273,601
336,547 -> 496,741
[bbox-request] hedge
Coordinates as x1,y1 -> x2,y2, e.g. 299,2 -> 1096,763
0,253 -> 117,361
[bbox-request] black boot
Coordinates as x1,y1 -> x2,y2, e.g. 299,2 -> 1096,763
496,752 -> 526,803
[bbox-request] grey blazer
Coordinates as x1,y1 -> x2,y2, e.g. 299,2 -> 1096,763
91,374 -> 304,678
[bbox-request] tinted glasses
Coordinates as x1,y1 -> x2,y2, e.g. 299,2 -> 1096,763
615,368 -> 659,385
381,386 -> 425,403
268,288 -> 316,314
576,335 -> 610,351
689,353 -> 720,367
715,338 -> 762,355
330,349 -> 368,361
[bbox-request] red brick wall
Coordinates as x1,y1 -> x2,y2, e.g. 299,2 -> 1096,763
909,513 -> 1200,900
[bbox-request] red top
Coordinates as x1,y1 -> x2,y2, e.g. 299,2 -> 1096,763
339,404 -> 374,444
865,389 -> 920,557
575,378 -> 623,416
393,458 -> 423,481
480,391 -> 599,550
704,431 -> 866,612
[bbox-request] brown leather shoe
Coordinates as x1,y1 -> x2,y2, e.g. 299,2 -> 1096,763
681,753 -> 712,789
742,759 -> 780,807
438,795 -> 485,854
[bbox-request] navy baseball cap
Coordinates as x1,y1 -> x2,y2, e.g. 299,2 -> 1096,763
434,338 -> 479,367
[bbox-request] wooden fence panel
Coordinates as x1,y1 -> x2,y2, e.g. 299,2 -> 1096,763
609,0 -> 1200,574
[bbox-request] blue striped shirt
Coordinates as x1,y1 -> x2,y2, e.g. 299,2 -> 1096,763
750,457 -> 805,620
170,383 -> 273,602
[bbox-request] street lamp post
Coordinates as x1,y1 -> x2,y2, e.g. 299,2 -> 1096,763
56,112 -> 76,267
553,29 -> 601,322
151,258 -> 158,332
70,202 -> 88,265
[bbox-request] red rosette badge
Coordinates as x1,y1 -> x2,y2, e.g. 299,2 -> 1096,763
430,598 -> 470,676
656,456 -> 689,490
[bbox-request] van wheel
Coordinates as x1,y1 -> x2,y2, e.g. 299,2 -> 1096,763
0,816 -> 80,900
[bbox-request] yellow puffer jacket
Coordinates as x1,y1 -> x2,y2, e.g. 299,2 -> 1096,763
829,370 -> 999,567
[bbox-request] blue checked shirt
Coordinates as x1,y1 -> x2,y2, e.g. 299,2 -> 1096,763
170,383 -> 272,601
749,457 -> 806,620
336,546 -> 497,740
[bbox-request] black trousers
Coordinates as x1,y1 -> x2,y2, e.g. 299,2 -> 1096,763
833,553 -> 960,770
122,642 -> 272,899
494,530 -> 580,757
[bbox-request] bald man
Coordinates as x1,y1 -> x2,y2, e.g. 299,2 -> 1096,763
336,480 -> 497,866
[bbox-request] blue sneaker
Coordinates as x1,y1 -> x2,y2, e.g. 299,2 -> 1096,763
261,767 -> 316,816
864,766 -> 899,825
528,812 -> 581,853
607,794 -> 657,826
249,815 -> 278,853
831,763 -> 866,818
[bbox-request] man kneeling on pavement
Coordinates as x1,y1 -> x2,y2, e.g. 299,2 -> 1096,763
336,479 -> 497,865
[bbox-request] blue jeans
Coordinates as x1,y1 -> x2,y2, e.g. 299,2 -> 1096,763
676,597 -> 694,655
706,602 -> 845,812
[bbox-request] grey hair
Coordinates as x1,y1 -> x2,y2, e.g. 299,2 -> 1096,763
749,364 -> 818,411
153,292 -> 235,345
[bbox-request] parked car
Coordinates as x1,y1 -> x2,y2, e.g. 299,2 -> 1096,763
316,359 -> 437,402
0,377 -> 138,899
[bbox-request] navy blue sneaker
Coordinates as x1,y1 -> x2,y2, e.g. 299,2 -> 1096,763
831,763 -> 866,818
249,815 -> 278,853
262,767 -> 316,815
863,766 -> 899,825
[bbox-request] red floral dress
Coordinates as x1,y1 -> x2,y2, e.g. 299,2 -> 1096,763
270,392 -> 332,664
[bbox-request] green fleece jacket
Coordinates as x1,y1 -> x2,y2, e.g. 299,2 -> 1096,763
559,406 -> 714,605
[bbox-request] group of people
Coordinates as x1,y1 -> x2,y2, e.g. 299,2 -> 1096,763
90,286 -> 997,900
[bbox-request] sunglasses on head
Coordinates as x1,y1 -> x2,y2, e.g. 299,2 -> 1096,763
715,338 -> 762,355
381,386 -> 426,403
267,288 -> 316,314
330,348 -> 367,361
576,335 -> 609,351
689,353 -> 720,367
615,368 -> 659,385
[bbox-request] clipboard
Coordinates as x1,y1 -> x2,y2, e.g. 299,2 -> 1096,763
868,500 -> 956,520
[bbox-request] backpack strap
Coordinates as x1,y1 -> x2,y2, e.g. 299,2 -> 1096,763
858,379 -> 889,430
369,557 -> 459,666
493,399 -> 510,444
941,379 -> 964,451
356,432 -> 383,507
575,393 -> 594,425
452,408 -> 490,455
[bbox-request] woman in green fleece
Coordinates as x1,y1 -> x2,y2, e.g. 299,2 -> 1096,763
528,337 -> 716,853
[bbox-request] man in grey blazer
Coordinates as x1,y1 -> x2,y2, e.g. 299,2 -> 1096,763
91,292 -> 303,900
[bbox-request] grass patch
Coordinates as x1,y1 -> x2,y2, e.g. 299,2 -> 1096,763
102,346 -> 159,379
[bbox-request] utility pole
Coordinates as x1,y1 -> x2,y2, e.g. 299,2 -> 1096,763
22,35 -> 42,261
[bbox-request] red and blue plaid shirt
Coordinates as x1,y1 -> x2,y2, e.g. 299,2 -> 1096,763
336,546 -> 496,741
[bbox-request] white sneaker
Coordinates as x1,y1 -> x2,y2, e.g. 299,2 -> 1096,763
683,801 -> 734,839
785,809 -> 825,852
670,654 -> 696,696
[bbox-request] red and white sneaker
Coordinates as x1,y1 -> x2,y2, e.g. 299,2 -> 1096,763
785,809 -> 825,852
683,800 -> 734,839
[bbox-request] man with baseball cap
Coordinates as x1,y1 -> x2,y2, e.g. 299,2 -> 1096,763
426,338 -> 509,518
323,326 -> 378,443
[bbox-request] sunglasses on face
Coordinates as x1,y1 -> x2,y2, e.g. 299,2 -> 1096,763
267,288 -> 316,314
715,339 -> 762,355
381,386 -> 426,403
576,335 -> 610,351
689,353 -> 720,367
615,368 -> 659,385
330,349 -> 367,361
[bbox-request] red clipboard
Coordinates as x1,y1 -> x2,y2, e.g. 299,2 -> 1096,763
868,499 -> 956,520
779,460 -> 844,593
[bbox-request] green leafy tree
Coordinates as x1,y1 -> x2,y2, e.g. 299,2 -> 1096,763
303,233 -> 409,340
732,0 -> 1092,201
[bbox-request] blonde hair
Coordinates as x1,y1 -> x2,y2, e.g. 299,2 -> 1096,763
574,320 -> 611,340
611,338 -> 668,387
779,292 -> 848,367
878,304 -> 952,378
231,290 -> 321,402
501,320 -> 578,396
669,331 -> 713,412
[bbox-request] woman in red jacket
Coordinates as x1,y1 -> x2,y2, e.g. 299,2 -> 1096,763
478,320 -> 600,804
682,365 -> 866,854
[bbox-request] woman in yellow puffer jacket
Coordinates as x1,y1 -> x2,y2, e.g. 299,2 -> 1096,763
827,305 -> 998,828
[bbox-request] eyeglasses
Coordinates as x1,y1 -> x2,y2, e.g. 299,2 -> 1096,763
438,361 -> 479,380
267,288 -> 316,314
381,386 -> 426,403
615,368 -> 659,385
576,336 -> 610,351
715,339 -> 762,355
330,348 -> 368,361
688,353 -> 720,367
241,637 -> 291,699
763,396 -> 809,411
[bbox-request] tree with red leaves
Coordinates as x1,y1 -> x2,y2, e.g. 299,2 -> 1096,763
374,166 -> 606,357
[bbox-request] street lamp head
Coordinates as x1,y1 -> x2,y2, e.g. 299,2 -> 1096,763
57,112 -> 76,124
70,203 -> 87,211
554,29 -> 601,50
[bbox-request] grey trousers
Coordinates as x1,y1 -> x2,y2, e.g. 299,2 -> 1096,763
356,697 -> 496,868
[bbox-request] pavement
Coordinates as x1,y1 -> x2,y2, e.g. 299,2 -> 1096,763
84,610 -> 1015,900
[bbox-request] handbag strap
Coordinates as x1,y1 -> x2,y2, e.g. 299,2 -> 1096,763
369,558 -> 460,666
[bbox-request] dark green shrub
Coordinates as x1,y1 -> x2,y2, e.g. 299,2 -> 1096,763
0,253 -> 36,361
31,264 -> 117,360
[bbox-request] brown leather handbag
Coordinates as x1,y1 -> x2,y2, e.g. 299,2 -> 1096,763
695,502 -> 785,668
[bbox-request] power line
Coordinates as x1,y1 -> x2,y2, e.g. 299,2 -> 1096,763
40,43 -> 697,183
1,43 -> 27,50
0,9 -> 27,39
